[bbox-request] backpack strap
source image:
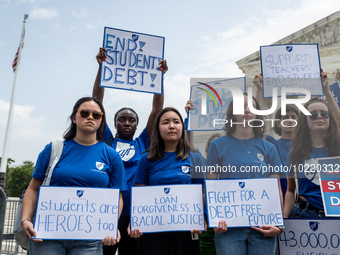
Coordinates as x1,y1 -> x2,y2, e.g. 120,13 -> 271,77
42,140 -> 64,186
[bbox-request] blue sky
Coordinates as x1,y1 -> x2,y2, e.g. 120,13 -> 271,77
1,0 -> 339,165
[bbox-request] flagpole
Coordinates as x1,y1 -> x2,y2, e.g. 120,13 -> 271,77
0,14 -> 28,189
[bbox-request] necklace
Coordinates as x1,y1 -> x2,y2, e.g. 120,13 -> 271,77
237,137 -> 255,154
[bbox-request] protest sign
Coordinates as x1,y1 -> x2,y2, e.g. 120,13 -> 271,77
318,81 -> 340,108
260,44 -> 322,97
205,178 -> 283,228
33,187 -> 120,240
317,156 -> 340,217
188,77 -> 245,131
278,219 -> 340,255
130,184 -> 204,233
100,27 -> 165,94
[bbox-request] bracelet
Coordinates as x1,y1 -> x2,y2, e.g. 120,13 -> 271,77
20,218 -> 32,225
277,226 -> 285,233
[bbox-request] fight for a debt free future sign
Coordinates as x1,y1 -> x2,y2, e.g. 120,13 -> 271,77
33,186 -> 120,240
100,27 -> 165,94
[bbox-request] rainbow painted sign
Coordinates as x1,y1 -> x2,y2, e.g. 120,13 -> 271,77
188,78 -> 246,131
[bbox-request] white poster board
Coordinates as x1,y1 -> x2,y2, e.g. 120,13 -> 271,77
278,219 -> 340,255
33,186 -> 120,240
130,184 -> 204,233
100,27 -> 165,94
205,179 -> 283,228
260,44 -> 322,97
188,77 -> 245,131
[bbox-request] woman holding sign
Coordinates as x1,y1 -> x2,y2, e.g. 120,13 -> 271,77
131,107 -> 205,255
21,97 -> 127,254
206,94 -> 284,255
284,72 -> 340,219
93,47 -> 168,255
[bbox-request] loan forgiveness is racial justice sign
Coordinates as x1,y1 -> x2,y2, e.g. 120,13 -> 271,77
130,184 -> 204,233
260,44 -> 322,97
100,27 -> 165,94
33,187 -> 120,240
205,179 -> 283,228
188,78 -> 246,131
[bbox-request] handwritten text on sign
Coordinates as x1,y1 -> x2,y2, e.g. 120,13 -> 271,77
260,44 -> 322,97
100,27 -> 165,94
318,156 -> 340,217
33,187 -> 120,240
278,219 -> 340,255
188,78 -> 245,131
205,178 -> 283,227
130,184 -> 204,233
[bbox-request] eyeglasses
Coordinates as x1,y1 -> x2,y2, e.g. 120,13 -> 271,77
308,110 -> 329,120
77,109 -> 103,120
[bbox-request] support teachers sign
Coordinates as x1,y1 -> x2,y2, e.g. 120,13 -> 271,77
100,27 -> 165,94
33,187 -> 120,240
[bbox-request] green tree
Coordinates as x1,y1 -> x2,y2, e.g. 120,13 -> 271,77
6,160 -> 34,197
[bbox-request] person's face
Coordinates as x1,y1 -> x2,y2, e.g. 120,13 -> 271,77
278,110 -> 298,136
73,100 -> 103,134
159,111 -> 183,144
306,102 -> 329,133
234,95 -> 257,123
115,109 -> 138,140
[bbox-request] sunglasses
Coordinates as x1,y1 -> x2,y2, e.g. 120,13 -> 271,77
77,109 -> 103,120
308,110 -> 329,120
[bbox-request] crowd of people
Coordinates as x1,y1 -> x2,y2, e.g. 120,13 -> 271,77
20,47 -> 340,255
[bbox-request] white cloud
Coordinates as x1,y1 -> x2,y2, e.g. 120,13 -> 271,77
29,7 -> 58,20
85,23 -> 96,30
71,8 -> 88,18
189,0 -> 340,78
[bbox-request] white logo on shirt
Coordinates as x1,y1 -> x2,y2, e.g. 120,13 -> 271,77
116,142 -> 135,161
257,153 -> 264,162
303,158 -> 320,186
96,162 -> 105,170
182,166 -> 190,174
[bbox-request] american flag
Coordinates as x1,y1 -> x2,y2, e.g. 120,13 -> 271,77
12,45 -> 23,72
12,14 -> 28,73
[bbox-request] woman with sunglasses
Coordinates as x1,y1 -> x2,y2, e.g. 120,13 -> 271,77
93,47 -> 168,255
130,107 -> 204,255
284,72 -> 340,219
21,97 -> 127,254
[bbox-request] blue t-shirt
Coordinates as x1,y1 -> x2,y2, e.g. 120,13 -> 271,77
104,124 -> 150,216
32,139 -> 127,190
266,135 -> 291,197
289,147 -> 328,210
135,151 -> 205,186
206,135 -> 283,179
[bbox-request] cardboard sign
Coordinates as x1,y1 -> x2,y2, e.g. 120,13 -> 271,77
278,219 -> 340,255
319,81 -> 340,108
318,156 -> 340,217
260,44 -> 322,97
130,184 -> 204,233
188,77 -> 246,131
100,27 -> 165,94
33,186 -> 120,240
205,178 -> 283,227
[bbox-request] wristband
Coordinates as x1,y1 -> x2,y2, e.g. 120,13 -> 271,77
277,226 -> 285,233
20,218 -> 32,225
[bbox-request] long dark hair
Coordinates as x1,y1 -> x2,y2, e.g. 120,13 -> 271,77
289,98 -> 340,166
63,97 -> 106,141
224,94 -> 265,137
147,107 -> 190,161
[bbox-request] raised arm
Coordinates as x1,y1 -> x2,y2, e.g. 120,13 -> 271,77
253,74 -> 263,105
92,47 -> 107,103
146,60 -> 168,136
321,71 -> 340,127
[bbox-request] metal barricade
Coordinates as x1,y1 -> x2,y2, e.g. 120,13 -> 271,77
1,195 -> 27,255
